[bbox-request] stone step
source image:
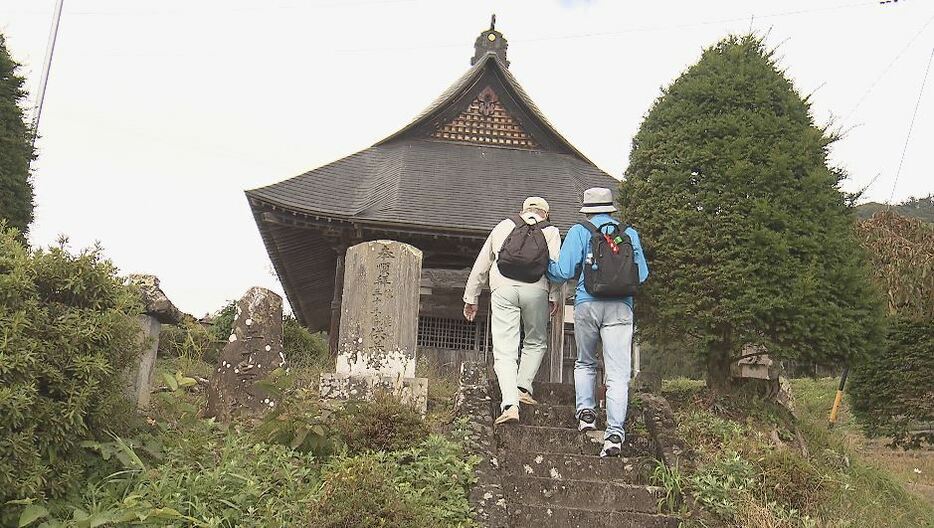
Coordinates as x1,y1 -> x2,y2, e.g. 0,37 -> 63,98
492,382 -> 581,406
500,451 -> 653,484
496,402 -> 614,429
502,475 -> 665,514
508,504 -> 680,528
530,381 -> 581,405
495,425 -> 643,457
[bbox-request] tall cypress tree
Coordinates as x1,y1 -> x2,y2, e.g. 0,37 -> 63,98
0,33 -> 35,236
620,35 -> 884,387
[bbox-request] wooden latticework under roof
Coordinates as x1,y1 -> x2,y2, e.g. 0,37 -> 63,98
431,86 -> 537,148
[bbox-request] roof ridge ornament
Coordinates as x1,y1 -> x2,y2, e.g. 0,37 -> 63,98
471,14 -> 509,68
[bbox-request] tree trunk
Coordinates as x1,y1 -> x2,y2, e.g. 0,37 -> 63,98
705,344 -> 733,392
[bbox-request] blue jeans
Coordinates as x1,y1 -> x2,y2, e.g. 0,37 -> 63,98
574,301 -> 633,440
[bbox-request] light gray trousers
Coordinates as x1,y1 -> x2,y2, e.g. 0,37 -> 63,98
490,285 -> 549,410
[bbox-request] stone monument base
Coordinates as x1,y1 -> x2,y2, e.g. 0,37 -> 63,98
319,372 -> 428,414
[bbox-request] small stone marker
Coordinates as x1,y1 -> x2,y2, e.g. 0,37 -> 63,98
125,274 -> 186,410
128,314 -> 161,410
204,287 -> 286,421
320,240 -> 428,412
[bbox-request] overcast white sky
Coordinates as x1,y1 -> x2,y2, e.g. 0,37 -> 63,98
2,0 -> 933,317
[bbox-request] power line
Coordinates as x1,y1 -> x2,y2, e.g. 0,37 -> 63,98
339,0 -> 881,53
30,0 -> 65,151
889,47 -> 934,203
842,11 -> 934,123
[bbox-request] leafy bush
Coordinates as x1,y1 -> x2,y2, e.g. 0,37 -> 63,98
855,210 -> 934,319
283,315 -> 328,368
0,229 -> 142,501
16,428 -> 320,527
689,451 -> 757,518
850,211 -> 933,448
849,317 -> 934,448
334,396 -> 429,454
209,300 -> 236,342
308,455 -> 427,528
757,449 -> 826,512
255,389 -> 344,458
390,435 -> 477,525
157,320 -> 218,364
308,436 -> 477,528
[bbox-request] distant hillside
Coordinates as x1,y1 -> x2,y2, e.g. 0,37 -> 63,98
855,194 -> 934,223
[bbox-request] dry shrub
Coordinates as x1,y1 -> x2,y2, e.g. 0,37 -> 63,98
334,396 -> 428,454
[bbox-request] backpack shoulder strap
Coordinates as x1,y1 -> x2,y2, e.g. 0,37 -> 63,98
510,214 -> 527,229
578,221 -> 601,236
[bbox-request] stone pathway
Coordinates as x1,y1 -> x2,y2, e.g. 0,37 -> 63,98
491,381 -> 681,528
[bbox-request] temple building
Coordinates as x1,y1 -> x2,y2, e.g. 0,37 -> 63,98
246,20 -> 617,380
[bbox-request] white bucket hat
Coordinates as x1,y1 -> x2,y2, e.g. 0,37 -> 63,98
579,187 -> 617,214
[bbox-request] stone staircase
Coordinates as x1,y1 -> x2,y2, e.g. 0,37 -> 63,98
479,378 -> 681,528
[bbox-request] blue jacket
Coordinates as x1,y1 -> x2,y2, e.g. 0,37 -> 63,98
546,214 -> 649,307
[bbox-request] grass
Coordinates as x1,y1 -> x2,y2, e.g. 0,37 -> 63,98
661,377 -> 934,528
793,377 -> 934,507
9,353 -> 477,527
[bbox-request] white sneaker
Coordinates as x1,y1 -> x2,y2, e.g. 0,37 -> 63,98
494,405 -> 520,425
577,409 -> 597,432
600,434 -> 623,458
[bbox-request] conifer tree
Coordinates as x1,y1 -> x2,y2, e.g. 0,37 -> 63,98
0,33 -> 35,236
620,35 -> 884,387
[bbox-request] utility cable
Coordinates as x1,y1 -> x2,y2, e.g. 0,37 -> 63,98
843,11 -> 934,123
888,47 -> 934,203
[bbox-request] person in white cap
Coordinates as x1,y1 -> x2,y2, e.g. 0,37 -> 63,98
463,197 -> 561,425
546,187 -> 649,457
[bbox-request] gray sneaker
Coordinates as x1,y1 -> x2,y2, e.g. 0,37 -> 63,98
600,434 -> 623,458
577,409 -> 597,432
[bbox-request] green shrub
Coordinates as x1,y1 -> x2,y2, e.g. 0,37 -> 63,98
157,319 -> 218,364
210,299 -> 236,342
283,315 -> 328,368
309,456 -> 427,528
849,316 -> 934,448
22,429 -> 320,527
757,449 -> 827,513
255,389 -> 344,458
335,397 -> 429,454
308,436 -> 477,528
0,229 -> 142,501
688,451 -> 757,519
389,435 -> 477,525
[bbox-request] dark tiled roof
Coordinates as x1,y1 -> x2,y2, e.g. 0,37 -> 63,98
246,139 -> 616,235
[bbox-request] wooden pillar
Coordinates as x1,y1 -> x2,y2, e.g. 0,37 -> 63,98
548,284 -> 568,383
328,248 -> 346,356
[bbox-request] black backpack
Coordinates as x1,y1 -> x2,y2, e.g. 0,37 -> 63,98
580,221 -> 640,298
497,215 -> 551,283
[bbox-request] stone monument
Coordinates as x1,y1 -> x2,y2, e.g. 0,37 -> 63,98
204,287 -> 286,421
126,274 -> 186,410
320,240 -> 428,412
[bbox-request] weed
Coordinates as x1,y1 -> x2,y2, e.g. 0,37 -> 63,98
650,460 -> 684,513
